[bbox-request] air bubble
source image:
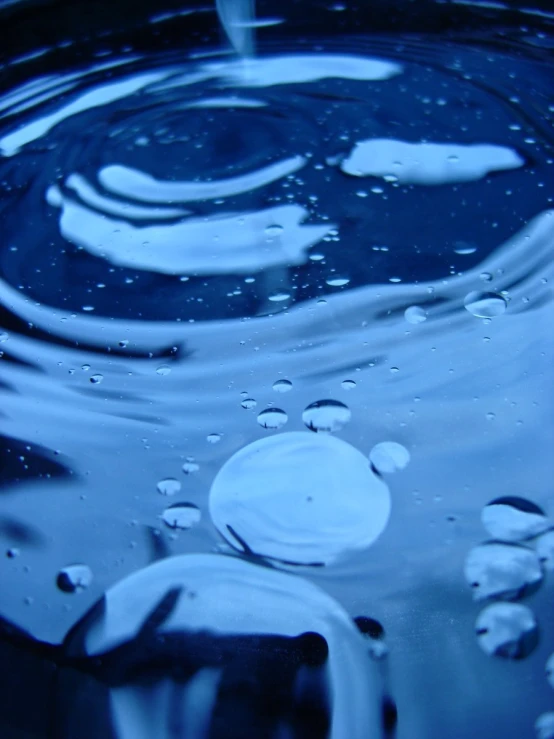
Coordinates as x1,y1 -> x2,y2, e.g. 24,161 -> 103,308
265,224 -> 284,237
404,305 -> 428,324
56,564 -> 93,594
273,379 -> 293,393
257,408 -> 288,430
302,399 -> 351,433
156,365 -> 171,375
464,542 -> 542,601
535,530 -> 554,570
481,497 -> 549,542
182,459 -> 199,475
162,503 -> 201,530
326,276 -> 350,287
209,432 -> 390,565
268,290 -> 291,303
475,602 -> 538,659
0,332 -> 8,343
90,374 -> 103,384
207,433 -> 222,444
241,397 -> 257,410
157,478 -> 181,496
369,442 -> 410,474
341,379 -> 356,390
464,291 -> 507,318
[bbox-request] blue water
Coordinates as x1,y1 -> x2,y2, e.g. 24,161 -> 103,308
0,1 -> 553,737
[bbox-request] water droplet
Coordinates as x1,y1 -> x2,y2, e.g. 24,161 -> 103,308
546,653 -> 554,689
257,408 -> 288,430
265,224 -> 284,237
182,459 -> 199,475
325,276 -> 350,287
207,433 -> 222,444
536,713 -> 554,739
156,365 -> 171,376
481,497 -> 549,542
209,432 -> 390,565
464,542 -> 542,601
241,397 -> 257,410
302,400 -> 351,433
486,412 -> 496,421
156,478 -> 181,496
369,442 -> 410,474
475,602 -> 538,659
404,305 -> 428,324
6,547 -> 20,558
90,374 -> 103,384
268,290 -> 291,303
341,379 -> 356,390
162,503 -> 201,530
464,291 -> 507,318
56,564 -> 93,594
273,379 -> 293,393
479,272 -> 493,282
0,332 -> 8,343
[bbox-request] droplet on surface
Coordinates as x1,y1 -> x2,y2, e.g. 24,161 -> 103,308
404,305 -> 428,324
207,433 -> 222,444
241,397 -> 257,410
273,378 -> 293,393
257,407 -> 288,430
341,379 -> 356,390
464,542 -> 543,601
156,478 -> 181,496
6,547 -> 20,558
475,602 -> 538,659
182,459 -> 199,475
56,564 -> 93,594
464,291 -> 507,318
302,399 -> 351,433
546,653 -> 554,689
209,432 -> 391,566
0,331 -> 8,343
90,374 -> 103,384
481,497 -> 549,542
479,271 -> 493,282
536,713 -> 554,739
156,365 -> 171,376
369,442 -> 410,474
162,503 -> 201,530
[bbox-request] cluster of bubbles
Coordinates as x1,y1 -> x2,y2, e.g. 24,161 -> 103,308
463,496 -> 554,735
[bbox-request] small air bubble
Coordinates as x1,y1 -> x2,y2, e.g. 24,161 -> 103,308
156,478 -> 181,496
90,374 -> 103,384
302,399 -> 351,433
241,398 -> 257,410
464,291 -> 507,318
207,433 -> 222,444
257,408 -> 288,430
475,602 -> 538,659
161,503 -> 201,530
156,365 -> 171,376
369,442 -> 410,474
404,306 -> 428,324
341,379 -> 356,390
273,379 -> 293,393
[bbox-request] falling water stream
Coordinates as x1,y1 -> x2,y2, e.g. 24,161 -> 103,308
0,0 -> 553,737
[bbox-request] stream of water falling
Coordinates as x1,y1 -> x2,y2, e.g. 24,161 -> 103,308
0,0 -> 553,737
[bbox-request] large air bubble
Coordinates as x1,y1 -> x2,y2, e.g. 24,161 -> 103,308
209,432 -> 390,565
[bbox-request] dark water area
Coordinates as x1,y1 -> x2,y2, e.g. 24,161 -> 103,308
0,0 -> 553,737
